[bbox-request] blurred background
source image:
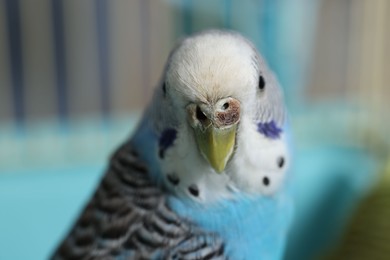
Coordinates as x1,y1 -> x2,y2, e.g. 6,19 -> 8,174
0,0 -> 389,259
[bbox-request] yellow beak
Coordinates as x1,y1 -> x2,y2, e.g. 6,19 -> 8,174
194,125 -> 237,173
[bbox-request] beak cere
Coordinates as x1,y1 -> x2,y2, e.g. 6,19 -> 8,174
187,97 -> 240,173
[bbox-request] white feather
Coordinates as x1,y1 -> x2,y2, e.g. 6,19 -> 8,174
165,31 -> 259,108
149,30 -> 288,203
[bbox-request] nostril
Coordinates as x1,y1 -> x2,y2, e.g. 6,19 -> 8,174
215,98 -> 240,126
196,106 -> 207,121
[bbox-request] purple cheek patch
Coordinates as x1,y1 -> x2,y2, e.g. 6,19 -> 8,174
257,121 -> 282,139
159,128 -> 177,159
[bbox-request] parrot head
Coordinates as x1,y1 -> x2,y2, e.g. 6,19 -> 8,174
146,30 -> 288,201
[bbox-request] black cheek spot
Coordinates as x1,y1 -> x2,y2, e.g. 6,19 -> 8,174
188,184 -> 199,197
263,176 -> 270,186
167,174 -> 180,185
159,149 -> 165,159
259,75 -> 265,90
277,157 -> 285,168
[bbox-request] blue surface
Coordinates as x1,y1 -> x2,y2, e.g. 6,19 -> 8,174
285,145 -> 379,259
0,164 -> 103,259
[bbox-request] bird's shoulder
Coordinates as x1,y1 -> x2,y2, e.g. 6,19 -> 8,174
51,142 -> 226,260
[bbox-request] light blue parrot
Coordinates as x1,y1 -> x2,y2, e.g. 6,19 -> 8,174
52,30 -> 293,259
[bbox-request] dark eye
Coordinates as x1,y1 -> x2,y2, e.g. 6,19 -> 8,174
196,106 -> 207,121
222,102 -> 229,110
162,83 -> 167,95
258,75 -> 265,90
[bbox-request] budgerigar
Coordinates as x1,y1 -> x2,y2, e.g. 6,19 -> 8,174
52,30 -> 292,260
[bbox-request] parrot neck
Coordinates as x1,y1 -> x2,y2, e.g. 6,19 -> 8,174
168,189 -> 293,259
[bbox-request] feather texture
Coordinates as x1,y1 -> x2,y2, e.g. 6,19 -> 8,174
51,142 -> 225,259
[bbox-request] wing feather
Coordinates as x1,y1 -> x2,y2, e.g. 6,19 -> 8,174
51,142 -> 226,260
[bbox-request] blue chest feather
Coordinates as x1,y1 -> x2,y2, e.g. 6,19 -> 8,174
168,193 -> 293,259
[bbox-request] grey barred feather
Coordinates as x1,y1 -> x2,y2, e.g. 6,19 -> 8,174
51,142 -> 226,260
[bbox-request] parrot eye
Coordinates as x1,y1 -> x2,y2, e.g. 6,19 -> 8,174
162,82 -> 167,95
258,75 -> 265,91
196,106 -> 208,121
